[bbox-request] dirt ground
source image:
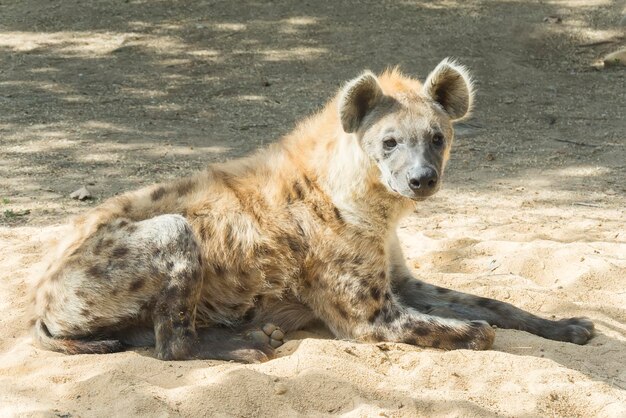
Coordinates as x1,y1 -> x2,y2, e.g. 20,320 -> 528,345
0,0 -> 625,417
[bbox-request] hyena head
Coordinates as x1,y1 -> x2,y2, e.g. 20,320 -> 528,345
338,58 -> 474,200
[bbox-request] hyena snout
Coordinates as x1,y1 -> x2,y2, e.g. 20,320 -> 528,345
407,166 -> 439,194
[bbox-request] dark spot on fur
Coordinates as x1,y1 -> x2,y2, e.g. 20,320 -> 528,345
302,175 -> 313,190
126,225 -> 138,233
151,187 -> 167,201
85,299 -> 96,307
112,246 -> 129,258
432,339 -> 441,348
166,261 -> 175,270
75,289 -> 86,298
212,263 -> 225,276
368,309 -> 381,323
450,332 -> 469,345
383,307 -> 400,321
87,265 -> 104,279
80,308 -> 91,317
129,279 -> 145,291
402,336 -> 418,345
293,181 -> 304,200
414,325 -> 430,336
286,235 -> 304,254
117,220 -> 129,228
384,292 -> 392,301
413,281 -> 423,288
333,206 -> 344,224
423,304 -> 432,312
122,201 -> 132,214
370,287 -> 382,300
176,179 -> 195,197
153,248 -> 162,258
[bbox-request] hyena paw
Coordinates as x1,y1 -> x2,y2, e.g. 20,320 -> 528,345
249,323 -> 285,349
457,320 -> 495,350
553,317 -> 594,345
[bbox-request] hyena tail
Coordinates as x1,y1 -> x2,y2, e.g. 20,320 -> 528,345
33,318 -> 125,355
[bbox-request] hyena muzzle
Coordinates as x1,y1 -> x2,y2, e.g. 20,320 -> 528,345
31,59 -> 594,362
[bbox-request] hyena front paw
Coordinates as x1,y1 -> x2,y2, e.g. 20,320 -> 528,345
552,317 -> 594,345
458,321 -> 496,350
249,323 -> 285,349
427,320 -> 495,351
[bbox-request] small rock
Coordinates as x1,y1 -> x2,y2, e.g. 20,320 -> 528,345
603,48 -> 626,67
486,152 -> 495,161
543,15 -> 562,24
274,383 -> 288,395
70,186 -> 92,201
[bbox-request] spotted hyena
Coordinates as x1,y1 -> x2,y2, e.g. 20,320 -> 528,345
31,59 -> 594,362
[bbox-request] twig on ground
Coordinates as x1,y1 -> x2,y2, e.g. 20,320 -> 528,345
553,138 -> 598,147
573,202 -> 603,208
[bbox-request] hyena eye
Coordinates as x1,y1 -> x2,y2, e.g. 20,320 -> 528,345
432,133 -> 444,147
383,138 -> 398,150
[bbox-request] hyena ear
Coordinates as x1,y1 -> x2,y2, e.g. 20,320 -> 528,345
338,71 -> 384,133
424,58 -> 474,121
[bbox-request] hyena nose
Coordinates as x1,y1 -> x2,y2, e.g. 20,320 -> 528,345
408,167 -> 438,191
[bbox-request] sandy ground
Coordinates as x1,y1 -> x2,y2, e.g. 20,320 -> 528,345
1,0 -> 625,417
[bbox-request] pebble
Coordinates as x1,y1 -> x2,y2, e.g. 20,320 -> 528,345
70,186 -> 92,201
274,383 -> 288,395
603,49 -> 626,67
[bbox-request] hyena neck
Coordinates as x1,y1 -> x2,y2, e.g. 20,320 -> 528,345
285,107 -> 413,232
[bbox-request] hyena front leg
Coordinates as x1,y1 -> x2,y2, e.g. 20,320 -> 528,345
388,235 -> 594,344
307,271 -> 495,350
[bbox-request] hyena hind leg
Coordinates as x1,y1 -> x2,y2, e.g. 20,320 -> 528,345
393,276 -> 594,345
36,214 -> 281,362
104,215 -> 281,361
114,323 -> 284,363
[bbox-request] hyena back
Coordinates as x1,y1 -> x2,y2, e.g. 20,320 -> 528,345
32,59 -> 594,361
